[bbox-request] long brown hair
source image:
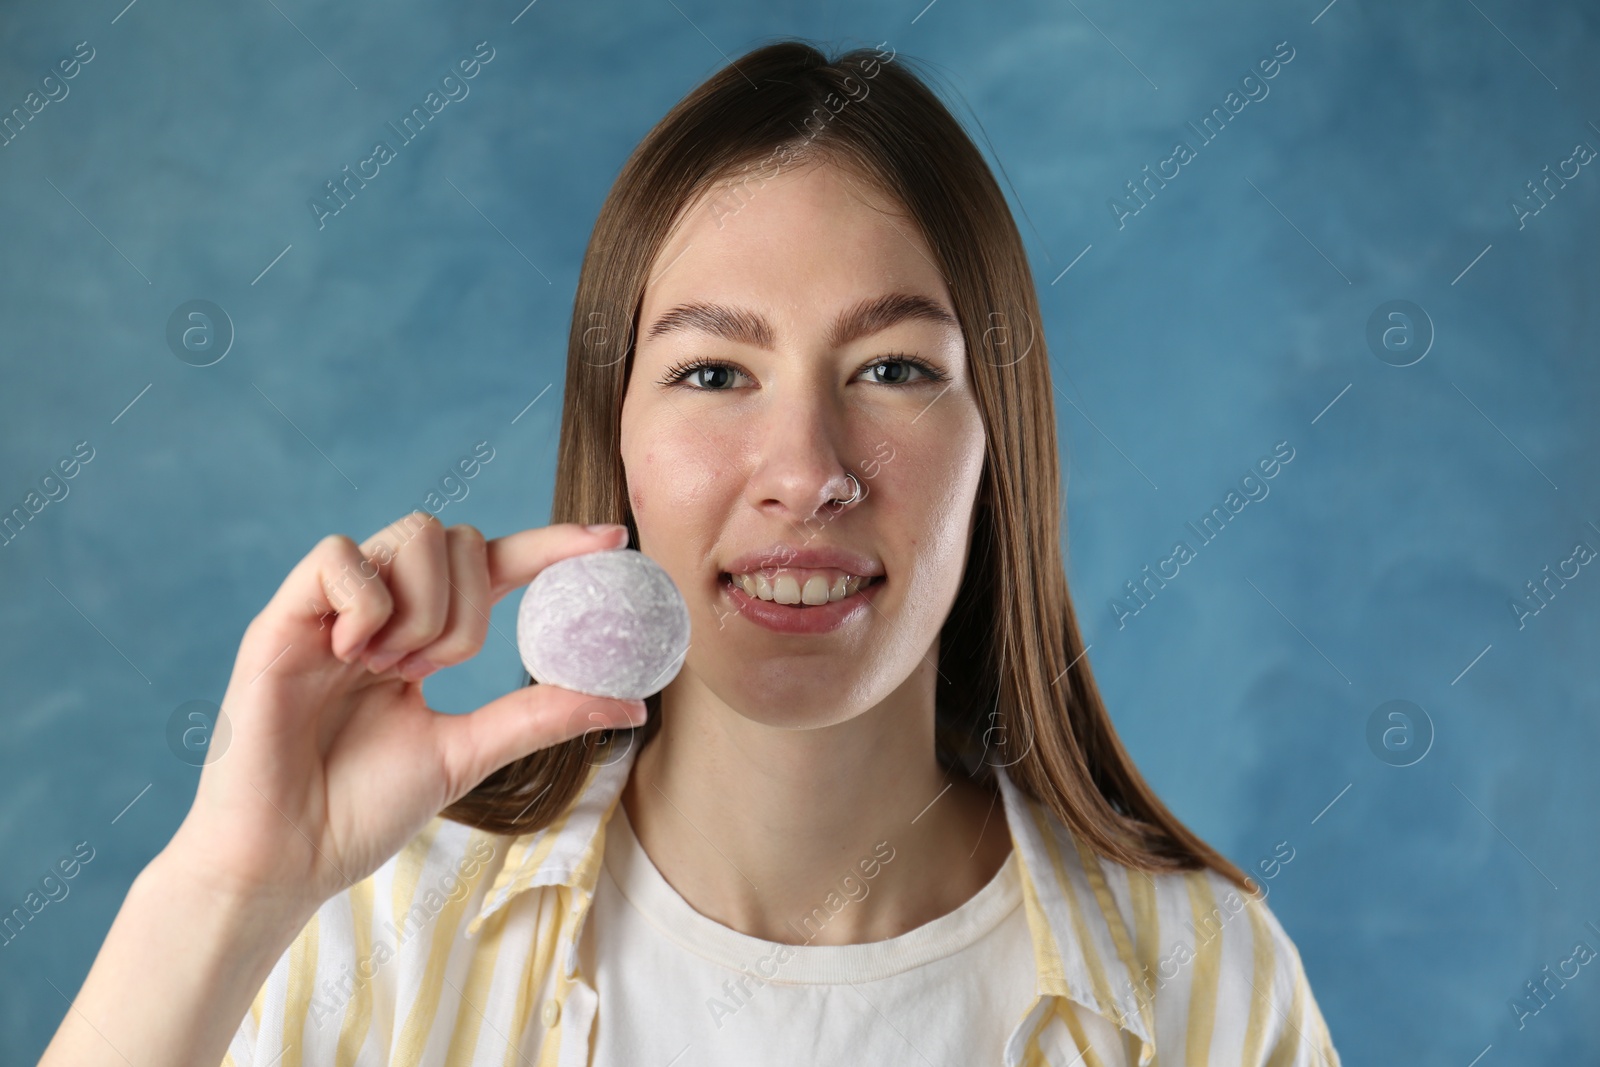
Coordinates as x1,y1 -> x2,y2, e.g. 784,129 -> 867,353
441,38 -> 1253,894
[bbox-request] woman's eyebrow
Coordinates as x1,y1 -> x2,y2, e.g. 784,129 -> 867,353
643,292 -> 959,350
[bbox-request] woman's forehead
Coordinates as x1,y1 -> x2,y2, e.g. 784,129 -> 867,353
638,172 -> 945,342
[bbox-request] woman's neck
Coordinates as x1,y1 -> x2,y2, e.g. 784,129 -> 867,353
619,665 -> 1013,946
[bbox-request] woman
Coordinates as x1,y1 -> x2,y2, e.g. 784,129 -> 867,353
41,39 -> 1340,1067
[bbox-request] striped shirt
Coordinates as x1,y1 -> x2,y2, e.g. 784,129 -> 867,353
222,742 -> 1340,1067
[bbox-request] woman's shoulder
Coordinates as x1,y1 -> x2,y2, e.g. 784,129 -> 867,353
1084,856 -> 1341,1065
221,814 -> 539,1067
1001,786 -> 1338,1064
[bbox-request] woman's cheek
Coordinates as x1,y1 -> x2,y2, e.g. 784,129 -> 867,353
645,422 -> 733,513
883,417 -> 972,498
890,420 -> 983,557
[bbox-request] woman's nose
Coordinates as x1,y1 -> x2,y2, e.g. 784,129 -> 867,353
742,391 -> 861,521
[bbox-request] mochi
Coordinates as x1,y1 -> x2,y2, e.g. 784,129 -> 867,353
516,548 -> 690,700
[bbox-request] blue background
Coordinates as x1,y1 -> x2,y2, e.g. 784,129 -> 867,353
3,0 -> 1597,1062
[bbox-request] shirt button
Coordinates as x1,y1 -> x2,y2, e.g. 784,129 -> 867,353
541,999 -> 561,1027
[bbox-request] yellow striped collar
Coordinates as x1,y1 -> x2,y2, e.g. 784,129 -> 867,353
465,740 -> 1155,1062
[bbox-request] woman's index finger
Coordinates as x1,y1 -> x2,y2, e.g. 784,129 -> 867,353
485,523 -> 629,602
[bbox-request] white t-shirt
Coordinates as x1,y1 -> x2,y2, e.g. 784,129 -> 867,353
580,802 -> 1038,1064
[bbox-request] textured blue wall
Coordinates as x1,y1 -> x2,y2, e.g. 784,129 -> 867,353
3,0 -> 1597,1062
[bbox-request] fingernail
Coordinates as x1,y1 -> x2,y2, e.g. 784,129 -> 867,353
366,648 -> 405,673
347,634 -> 372,660
614,700 -> 647,726
397,656 -> 438,682
584,523 -> 626,540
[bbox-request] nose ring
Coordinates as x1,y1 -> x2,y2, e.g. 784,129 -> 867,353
829,471 -> 863,508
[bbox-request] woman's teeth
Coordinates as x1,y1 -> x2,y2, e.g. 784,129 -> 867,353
728,572 -> 871,605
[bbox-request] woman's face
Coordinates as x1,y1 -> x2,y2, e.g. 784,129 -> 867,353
619,160 -> 987,729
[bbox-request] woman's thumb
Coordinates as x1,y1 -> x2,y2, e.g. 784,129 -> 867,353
436,685 -> 646,798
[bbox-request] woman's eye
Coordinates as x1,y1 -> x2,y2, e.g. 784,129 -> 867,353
659,355 -> 944,390
686,364 -> 740,390
867,360 -> 923,385
863,354 -> 947,385
654,361 -> 744,390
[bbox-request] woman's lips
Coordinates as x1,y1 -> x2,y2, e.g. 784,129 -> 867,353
718,573 -> 885,635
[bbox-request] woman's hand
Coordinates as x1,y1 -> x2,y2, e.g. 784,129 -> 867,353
37,515 -> 644,1067
162,514 -> 644,922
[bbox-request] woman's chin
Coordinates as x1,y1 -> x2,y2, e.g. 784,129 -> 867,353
718,686 -> 867,731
